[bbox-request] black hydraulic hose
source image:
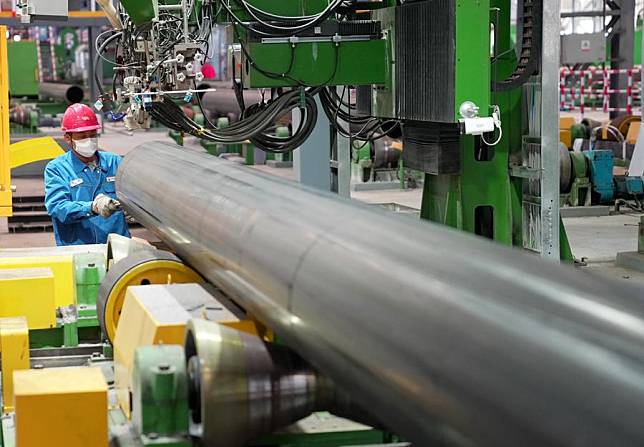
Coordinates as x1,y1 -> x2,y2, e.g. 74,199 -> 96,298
151,89 -> 318,152
492,0 -> 542,92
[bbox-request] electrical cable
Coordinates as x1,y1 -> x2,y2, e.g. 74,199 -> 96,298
151,88 -> 318,152
232,25 -> 303,85
94,31 -> 123,96
231,0 -> 344,34
318,86 -> 398,142
481,126 -> 503,146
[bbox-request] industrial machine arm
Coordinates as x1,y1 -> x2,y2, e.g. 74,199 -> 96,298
80,0 -> 398,153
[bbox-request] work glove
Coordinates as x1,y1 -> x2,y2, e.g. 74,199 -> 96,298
92,193 -> 121,218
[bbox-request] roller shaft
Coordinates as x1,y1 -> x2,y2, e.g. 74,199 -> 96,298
117,141 -> 644,447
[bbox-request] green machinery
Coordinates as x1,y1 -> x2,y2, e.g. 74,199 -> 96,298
7,41 -> 39,98
99,0 -> 569,259
562,149 -> 592,207
7,34 -> 81,134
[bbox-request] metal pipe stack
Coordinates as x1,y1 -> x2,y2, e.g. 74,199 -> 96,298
117,141 -> 644,447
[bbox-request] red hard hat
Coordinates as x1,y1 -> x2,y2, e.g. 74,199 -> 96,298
61,103 -> 101,133
201,63 -> 216,79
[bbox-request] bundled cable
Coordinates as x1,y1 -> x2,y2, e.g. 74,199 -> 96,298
318,86 -> 399,143
220,0 -> 349,36
150,88 -> 317,153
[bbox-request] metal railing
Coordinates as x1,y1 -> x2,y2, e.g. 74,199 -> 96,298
559,66 -> 642,115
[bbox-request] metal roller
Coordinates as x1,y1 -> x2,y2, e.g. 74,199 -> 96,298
185,319 -> 341,446
39,82 -> 85,104
118,141 -> 644,447
96,249 -> 203,342
372,137 -> 401,169
559,142 -> 572,192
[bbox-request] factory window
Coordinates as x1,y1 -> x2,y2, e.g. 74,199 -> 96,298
475,206 -> 494,240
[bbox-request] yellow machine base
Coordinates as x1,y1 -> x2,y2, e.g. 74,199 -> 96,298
0,255 -> 75,308
13,367 -> 108,447
0,268 -> 56,329
0,317 -> 29,412
114,283 -> 248,417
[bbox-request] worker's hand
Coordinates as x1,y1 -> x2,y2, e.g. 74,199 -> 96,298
92,194 -> 121,218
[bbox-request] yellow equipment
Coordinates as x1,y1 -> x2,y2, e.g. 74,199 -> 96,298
0,25 -> 11,217
0,317 -> 29,412
626,121 -> 641,145
9,136 -> 64,169
113,283 -> 245,417
14,367 -> 108,447
0,255 -> 76,308
97,250 -> 203,342
560,116 -> 576,148
0,268 -> 56,329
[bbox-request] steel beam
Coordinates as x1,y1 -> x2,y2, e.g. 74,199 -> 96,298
118,142 -> 644,447
293,96 -> 332,191
540,0 -> 561,260
610,0 -> 635,118
0,17 -> 108,26
561,10 -> 621,17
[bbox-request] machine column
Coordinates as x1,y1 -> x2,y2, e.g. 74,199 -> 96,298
293,96 -> 332,191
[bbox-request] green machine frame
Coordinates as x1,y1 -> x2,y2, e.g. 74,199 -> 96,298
113,0 -> 570,258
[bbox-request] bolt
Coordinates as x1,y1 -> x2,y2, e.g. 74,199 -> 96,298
148,432 -> 159,440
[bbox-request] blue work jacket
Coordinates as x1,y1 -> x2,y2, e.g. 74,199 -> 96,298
44,150 -> 131,246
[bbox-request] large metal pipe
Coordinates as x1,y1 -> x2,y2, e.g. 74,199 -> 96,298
118,141 -> 644,447
39,82 -> 85,104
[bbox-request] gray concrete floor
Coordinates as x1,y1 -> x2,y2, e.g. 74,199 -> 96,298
0,228 -> 158,248
563,212 -> 644,287
564,213 -> 642,262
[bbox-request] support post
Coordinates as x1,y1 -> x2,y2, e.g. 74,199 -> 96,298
293,96 -> 331,191
0,25 -> 11,219
610,0 -> 635,118
541,0 -> 561,260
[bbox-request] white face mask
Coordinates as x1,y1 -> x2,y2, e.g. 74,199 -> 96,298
73,137 -> 99,157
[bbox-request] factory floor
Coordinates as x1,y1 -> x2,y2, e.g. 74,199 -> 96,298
2,126 -> 643,288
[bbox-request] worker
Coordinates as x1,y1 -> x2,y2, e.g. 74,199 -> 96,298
44,103 -> 130,246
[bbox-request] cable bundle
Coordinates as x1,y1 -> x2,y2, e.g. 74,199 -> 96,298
319,86 -> 400,144
220,0 -> 348,36
151,88 -> 318,153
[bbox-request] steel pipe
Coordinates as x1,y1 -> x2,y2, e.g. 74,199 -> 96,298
197,81 -> 263,120
39,82 -> 85,104
117,141 -> 644,447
